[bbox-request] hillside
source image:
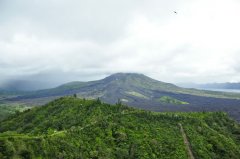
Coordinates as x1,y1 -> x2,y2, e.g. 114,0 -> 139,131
2,73 -> 240,122
6,73 -> 240,101
0,97 -> 240,158
0,103 -> 31,121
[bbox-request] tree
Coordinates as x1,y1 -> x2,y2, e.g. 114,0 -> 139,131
73,94 -> 77,98
96,97 -> 101,104
116,98 -> 122,106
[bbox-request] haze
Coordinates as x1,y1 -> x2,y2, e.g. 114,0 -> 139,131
1,0 -> 240,89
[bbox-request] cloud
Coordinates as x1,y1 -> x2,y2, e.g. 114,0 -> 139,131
0,0 -> 240,87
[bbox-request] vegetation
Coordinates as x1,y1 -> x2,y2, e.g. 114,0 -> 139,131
183,115 -> 240,159
0,103 -> 31,121
126,91 -> 149,99
0,97 -> 239,158
157,96 -> 189,105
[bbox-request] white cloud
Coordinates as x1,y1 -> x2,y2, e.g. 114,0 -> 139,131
0,0 -> 240,85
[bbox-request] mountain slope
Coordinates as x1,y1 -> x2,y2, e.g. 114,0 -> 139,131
6,73 -> 240,103
3,73 -> 240,122
0,97 -> 240,158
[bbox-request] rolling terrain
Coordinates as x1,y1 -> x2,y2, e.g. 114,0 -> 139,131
1,73 -> 240,122
0,97 -> 240,158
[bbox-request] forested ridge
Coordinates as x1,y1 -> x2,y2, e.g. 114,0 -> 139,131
0,97 -> 240,159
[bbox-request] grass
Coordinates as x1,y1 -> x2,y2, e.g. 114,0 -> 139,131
125,91 -> 149,99
157,96 -> 189,105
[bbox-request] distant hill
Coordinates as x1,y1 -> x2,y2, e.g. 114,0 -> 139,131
199,82 -> 240,90
0,97 -> 240,158
178,82 -> 240,90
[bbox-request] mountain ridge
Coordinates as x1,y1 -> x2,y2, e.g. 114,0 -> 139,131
7,73 -> 240,101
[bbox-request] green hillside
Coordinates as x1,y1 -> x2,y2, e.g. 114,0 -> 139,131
0,97 -> 240,159
0,103 -> 31,121
157,96 -> 189,105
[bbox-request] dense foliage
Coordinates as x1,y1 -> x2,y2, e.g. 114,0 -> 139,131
0,104 -> 31,121
0,97 -> 240,159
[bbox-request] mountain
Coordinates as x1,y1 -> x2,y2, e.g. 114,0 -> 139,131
1,97 -> 240,158
8,73 -> 240,100
2,73 -> 240,122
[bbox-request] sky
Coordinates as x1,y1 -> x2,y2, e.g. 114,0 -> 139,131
1,0 -> 240,89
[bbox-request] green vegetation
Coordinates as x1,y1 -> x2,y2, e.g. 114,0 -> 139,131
183,115 -> 240,159
120,98 -> 129,102
0,103 -> 31,121
126,91 -> 149,99
0,97 -> 239,159
157,96 -> 189,105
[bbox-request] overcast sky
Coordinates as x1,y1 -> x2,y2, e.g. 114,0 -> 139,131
1,0 -> 240,87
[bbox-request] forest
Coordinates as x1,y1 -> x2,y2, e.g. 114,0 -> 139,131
0,97 -> 240,159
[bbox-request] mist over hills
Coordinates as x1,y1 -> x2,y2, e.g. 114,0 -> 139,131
0,80 -> 60,92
